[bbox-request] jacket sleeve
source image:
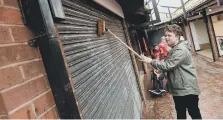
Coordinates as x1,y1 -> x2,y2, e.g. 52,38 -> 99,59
151,48 -> 187,71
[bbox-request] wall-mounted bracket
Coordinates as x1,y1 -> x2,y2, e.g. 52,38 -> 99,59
27,33 -> 54,47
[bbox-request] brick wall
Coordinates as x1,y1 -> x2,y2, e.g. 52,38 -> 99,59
0,0 -> 59,119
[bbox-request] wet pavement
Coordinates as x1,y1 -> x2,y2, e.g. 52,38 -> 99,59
143,55 -> 223,119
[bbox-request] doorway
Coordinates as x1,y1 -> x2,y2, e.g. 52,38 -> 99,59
190,19 -> 213,59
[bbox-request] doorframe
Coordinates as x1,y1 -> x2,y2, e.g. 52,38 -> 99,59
187,15 -> 215,60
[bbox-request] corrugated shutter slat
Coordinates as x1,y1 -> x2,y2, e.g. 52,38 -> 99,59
57,0 -> 142,119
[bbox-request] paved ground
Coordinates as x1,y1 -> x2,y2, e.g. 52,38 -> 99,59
143,55 -> 223,119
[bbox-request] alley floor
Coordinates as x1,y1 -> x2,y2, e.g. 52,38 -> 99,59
144,55 -> 223,119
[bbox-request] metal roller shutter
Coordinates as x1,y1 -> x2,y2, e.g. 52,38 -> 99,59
56,0 -> 142,118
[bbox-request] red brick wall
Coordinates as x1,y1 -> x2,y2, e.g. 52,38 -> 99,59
0,0 -> 59,119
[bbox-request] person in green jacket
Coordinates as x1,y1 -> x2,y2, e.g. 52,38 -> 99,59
141,24 -> 202,119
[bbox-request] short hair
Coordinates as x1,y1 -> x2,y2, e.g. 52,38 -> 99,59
153,43 -> 158,47
165,24 -> 182,38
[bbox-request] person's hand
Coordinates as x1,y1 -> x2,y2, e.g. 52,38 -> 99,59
167,46 -> 172,52
140,54 -> 153,64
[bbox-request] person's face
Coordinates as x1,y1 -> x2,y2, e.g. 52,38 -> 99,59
161,39 -> 167,44
154,45 -> 159,50
165,31 -> 179,47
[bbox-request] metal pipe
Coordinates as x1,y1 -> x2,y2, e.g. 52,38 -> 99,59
168,7 -> 173,23
20,0 -> 81,118
181,0 -> 187,19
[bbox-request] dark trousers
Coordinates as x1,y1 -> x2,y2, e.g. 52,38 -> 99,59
173,95 -> 202,119
152,72 -> 164,90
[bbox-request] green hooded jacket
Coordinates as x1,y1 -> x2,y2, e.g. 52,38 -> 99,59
151,40 -> 200,96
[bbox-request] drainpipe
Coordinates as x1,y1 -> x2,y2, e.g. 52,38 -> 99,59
18,0 -> 80,118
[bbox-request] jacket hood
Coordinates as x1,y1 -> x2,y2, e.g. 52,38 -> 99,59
179,40 -> 192,51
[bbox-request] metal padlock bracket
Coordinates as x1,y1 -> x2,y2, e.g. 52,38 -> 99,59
27,39 -> 37,47
27,33 -> 53,47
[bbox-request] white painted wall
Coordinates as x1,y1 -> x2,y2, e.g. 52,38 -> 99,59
190,22 -> 201,51
193,20 -> 210,44
212,15 -> 223,36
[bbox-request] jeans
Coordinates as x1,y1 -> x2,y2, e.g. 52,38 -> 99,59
152,72 -> 164,90
173,95 -> 202,119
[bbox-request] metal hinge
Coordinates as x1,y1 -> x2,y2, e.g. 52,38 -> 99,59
27,33 -> 52,47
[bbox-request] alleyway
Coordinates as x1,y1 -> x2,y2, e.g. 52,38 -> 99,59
144,55 -> 223,119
